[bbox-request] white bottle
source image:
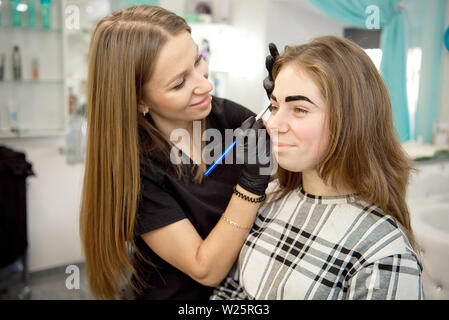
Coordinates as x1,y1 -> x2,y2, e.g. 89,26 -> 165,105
7,99 -> 20,132
66,105 -> 86,164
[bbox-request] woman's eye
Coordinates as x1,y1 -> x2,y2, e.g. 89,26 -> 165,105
173,79 -> 185,90
295,107 -> 308,115
172,56 -> 202,90
268,104 -> 278,113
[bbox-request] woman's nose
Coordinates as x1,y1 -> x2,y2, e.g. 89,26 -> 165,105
267,109 -> 289,133
193,69 -> 213,95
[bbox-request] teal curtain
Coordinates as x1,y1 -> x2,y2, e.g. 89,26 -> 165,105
309,0 -> 410,141
409,0 -> 446,143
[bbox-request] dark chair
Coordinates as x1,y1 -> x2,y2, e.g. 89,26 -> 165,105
0,146 -> 34,299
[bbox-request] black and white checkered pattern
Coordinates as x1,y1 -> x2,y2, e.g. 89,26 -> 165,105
211,180 -> 424,300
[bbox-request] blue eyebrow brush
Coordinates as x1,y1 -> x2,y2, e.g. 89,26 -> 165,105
204,105 -> 270,177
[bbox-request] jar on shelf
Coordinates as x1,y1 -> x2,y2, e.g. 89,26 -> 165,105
434,121 -> 449,148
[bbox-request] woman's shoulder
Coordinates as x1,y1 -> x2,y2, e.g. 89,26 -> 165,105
139,151 -> 173,185
346,202 -> 420,264
257,179 -> 293,214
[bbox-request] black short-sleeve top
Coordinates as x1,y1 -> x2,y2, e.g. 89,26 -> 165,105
133,96 -> 255,300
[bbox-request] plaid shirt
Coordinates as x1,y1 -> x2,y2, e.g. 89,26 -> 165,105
211,180 -> 424,300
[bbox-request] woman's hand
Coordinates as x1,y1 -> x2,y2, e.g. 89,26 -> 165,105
234,116 -> 272,196
262,43 -> 280,98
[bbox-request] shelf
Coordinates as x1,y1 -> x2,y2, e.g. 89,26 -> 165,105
0,26 -> 62,33
0,80 -> 64,85
0,131 -> 17,138
0,0 -> 67,139
0,128 -> 66,138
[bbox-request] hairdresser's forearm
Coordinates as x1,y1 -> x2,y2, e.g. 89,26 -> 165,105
194,185 -> 261,287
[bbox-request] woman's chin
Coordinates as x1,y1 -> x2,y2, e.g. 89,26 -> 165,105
275,157 -> 304,173
189,103 -> 212,120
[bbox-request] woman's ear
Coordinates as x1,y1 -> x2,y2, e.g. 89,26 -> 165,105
138,103 -> 150,116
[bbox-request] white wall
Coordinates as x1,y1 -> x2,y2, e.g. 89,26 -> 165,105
266,0 -> 344,49
224,0 -> 269,113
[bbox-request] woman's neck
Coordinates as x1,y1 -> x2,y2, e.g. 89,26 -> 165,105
150,114 -> 194,141
302,170 -> 355,197
149,113 -> 202,161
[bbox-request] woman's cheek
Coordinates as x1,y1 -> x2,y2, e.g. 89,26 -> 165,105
315,120 -> 331,160
292,118 -> 329,161
167,91 -> 190,110
291,121 -> 316,143
316,132 -> 330,158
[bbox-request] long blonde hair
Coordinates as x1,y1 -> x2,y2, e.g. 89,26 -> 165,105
271,36 -> 416,248
80,5 -> 192,300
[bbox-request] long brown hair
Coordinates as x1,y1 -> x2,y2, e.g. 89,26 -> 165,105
80,5 -> 193,299
271,36 -> 416,248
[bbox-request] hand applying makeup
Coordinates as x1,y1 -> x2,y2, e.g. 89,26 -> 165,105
204,43 -> 277,181
235,116 -> 272,196
204,105 -> 271,178
261,43 -> 280,129
263,43 -> 280,98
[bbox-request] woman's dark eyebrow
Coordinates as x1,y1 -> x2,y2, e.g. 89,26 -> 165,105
271,94 -> 316,106
285,95 -> 315,105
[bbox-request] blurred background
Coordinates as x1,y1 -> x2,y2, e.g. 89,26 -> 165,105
0,0 -> 448,300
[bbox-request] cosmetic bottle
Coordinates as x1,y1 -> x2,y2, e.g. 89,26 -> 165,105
0,53 -> 4,80
66,94 -> 87,164
68,87 -> 78,115
7,99 -> 19,133
32,58 -> 39,80
0,0 -> 11,27
12,46 -> 21,80
28,0 -> 36,28
10,0 -> 21,27
220,0 -> 230,23
40,0 -> 51,29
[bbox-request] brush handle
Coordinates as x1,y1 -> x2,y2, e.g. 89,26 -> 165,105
204,139 -> 237,176
204,105 -> 269,177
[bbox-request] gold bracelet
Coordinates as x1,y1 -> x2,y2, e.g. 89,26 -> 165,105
221,215 -> 252,230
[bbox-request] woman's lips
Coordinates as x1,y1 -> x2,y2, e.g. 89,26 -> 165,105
272,142 -> 295,152
190,95 -> 212,109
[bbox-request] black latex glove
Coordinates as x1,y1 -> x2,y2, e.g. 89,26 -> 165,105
234,116 -> 273,196
262,43 -> 280,98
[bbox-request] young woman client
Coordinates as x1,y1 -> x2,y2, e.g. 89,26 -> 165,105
212,36 -> 423,300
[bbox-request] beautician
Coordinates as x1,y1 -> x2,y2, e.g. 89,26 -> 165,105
79,5 -> 272,300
